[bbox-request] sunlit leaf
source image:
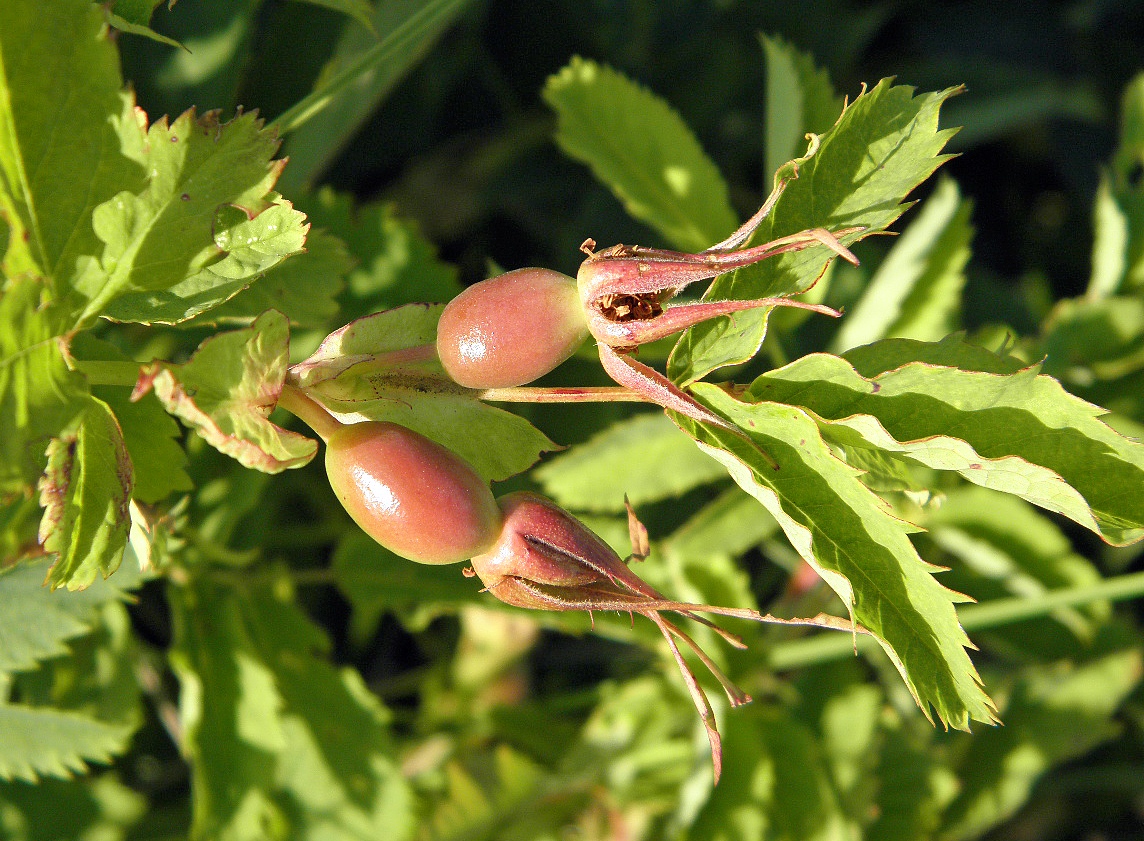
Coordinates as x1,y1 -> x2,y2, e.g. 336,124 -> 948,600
0,705 -> 132,782
762,34 -> 844,180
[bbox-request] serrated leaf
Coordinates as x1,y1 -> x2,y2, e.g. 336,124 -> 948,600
0,558 -> 137,674
38,398 -> 134,591
544,57 -> 738,252
669,80 -> 962,385
74,108 -> 307,325
751,343 -> 1144,545
686,705 -> 851,841
278,0 -> 474,191
169,578 -> 286,841
298,190 -> 462,319
832,176 -> 973,351
193,227 -> 351,328
0,705 -> 132,782
762,34 -> 844,179
534,412 -> 728,513
0,0 -> 140,290
939,650 -> 1142,841
70,333 -> 193,503
0,774 -> 146,841
138,310 -> 318,473
676,385 -> 996,729
294,304 -> 557,482
0,279 -> 89,492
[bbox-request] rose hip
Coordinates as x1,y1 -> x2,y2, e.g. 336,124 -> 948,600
436,268 -> 589,389
325,421 -> 502,565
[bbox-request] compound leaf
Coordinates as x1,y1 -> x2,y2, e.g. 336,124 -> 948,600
676,385 -> 996,729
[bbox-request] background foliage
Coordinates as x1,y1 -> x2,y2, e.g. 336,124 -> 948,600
4,0 -> 1144,839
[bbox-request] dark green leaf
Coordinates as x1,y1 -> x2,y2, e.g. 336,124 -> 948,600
544,57 -> 738,252
0,775 -> 146,841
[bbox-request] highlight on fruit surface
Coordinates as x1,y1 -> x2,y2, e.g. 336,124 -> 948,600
468,491 -> 861,782
324,420 -> 503,565
436,267 -> 590,389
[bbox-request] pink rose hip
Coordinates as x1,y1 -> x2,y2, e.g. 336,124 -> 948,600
436,267 -> 589,389
325,421 -> 502,564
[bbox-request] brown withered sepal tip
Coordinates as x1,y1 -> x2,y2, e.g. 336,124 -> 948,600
467,491 -> 862,783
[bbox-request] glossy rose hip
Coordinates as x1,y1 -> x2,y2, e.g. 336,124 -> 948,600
436,268 -> 589,389
325,422 -> 501,564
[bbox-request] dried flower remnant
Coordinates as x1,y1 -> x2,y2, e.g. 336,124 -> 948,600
468,491 -> 861,782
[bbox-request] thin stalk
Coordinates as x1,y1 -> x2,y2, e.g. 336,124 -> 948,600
768,569 -> 1144,671
477,386 -> 653,404
276,384 -> 343,442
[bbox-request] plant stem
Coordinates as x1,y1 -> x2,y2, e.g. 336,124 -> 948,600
478,386 -> 653,403
72,359 -> 142,387
768,569 -> 1144,671
276,385 -> 343,442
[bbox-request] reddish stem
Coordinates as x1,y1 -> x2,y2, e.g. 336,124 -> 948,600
477,386 -> 653,404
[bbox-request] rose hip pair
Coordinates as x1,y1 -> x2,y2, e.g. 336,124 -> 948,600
318,416 -> 779,781
436,212 -> 858,428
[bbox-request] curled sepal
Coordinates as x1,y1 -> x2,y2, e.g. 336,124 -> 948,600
134,309 -> 317,473
469,492 -> 862,782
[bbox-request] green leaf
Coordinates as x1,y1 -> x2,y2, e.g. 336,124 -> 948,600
0,558 -> 137,674
751,343 -> 1144,545
669,80 -> 962,385
70,333 -> 193,503
0,279 -> 89,492
105,6 -> 187,51
686,706 -> 851,841
139,310 -> 319,473
868,723 -> 958,841
0,774 -> 146,841
761,35 -> 844,180
939,650 -> 1143,840
831,176 -> 973,351
534,413 -> 728,513
662,487 -> 779,563
677,385 -> 996,729
298,190 -> 462,319
193,227 -> 352,328
925,486 -> 1108,649
294,305 -> 557,482
0,0 -> 139,290
1087,173 -> 1130,299
543,56 -> 738,252
0,705 -> 132,782
38,398 -> 134,591
421,746 -> 545,841
287,0 -> 376,32
1100,72 -> 1144,294
242,581 -> 416,841
75,109 -> 307,325
277,0 -> 474,191
169,578 -> 286,841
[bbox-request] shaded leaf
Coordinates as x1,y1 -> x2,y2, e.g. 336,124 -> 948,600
534,412 -> 728,513
676,385 -> 996,729
939,650 -> 1143,840
137,310 -> 318,473
669,80 -> 961,385
751,343 -> 1144,545
0,774 -> 146,841
868,723 -> 958,841
544,56 -> 738,252
278,0 -> 474,191
0,705 -> 132,782
38,398 -> 134,591
288,0 -> 376,32
761,34 -> 844,180
832,176 -> 973,351
0,558 -> 138,674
